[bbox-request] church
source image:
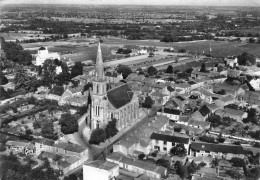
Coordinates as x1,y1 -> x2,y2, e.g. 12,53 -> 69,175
90,43 -> 139,131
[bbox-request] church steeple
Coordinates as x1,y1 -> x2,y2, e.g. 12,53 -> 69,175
95,42 -> 104,81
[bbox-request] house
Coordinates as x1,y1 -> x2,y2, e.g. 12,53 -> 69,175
157,108 -> 181,122
249,78 -> 260,91
188,120 -> 211,130
6,140 -> 34,155
113,115 -> 169,156
173,96 -> 187,111
150,132 -> 190,154
83,160 -> 119,180
191,71 -> 210,80
46,86 -> 65,101
243,90 -> 260,105
191,105 -> 211,121
190,142 -> 246,160
225,57 -> 238,68
107,152 -> 167,180
150,91 -> 169,105
214,95 -> 236,108
35,139 -> 89,174
32,47 -> 60,66
172,83 -> 191,95
105,71 -> 123,83
215,108 -> 248,122
213,83 -> 244,97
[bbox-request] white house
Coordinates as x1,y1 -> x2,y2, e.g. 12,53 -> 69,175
190,142 -> 245,160
83,160 -> 119,180
249,78 -> 260,91
33,47 -> 60,66
56,66 -> 62,74
107,152 -> 167,180
157,107 -> 181,122
150,132 -> 190,154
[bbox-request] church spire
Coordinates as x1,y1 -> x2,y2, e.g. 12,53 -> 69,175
95,42 -> 104,81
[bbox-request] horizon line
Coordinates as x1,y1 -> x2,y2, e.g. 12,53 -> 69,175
1,3 -> 259,7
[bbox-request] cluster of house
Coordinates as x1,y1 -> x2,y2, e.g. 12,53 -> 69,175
5,138 -> 89,175
81,59 -> 260,179
82,113 -> 249,180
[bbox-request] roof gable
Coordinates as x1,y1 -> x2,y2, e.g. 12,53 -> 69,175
199,105 -> 211,117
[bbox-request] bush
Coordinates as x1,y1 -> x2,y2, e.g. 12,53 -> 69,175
199,135 -> 216,143
89,129 -> 106,145
199,161 -> 207,167
138,153 -> 145,160
151,150 -> 158,157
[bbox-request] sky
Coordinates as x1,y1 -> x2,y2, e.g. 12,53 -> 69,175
0,0 -> 260,6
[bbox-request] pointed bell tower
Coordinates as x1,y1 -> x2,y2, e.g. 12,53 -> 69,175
91,42 -> 108,129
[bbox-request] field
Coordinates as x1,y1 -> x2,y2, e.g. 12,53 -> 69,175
236,26 -> 260,36
103,38 -> 260,57
20,37 -> 260,64
0,32 -> 55,41
24,42 -> 123,62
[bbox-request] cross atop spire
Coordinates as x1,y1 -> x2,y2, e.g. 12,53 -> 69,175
95,42 -> 104,81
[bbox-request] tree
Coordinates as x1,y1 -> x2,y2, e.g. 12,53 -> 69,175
156,158 -> 171,169
199,135 -> 216,143
117,64 -> 132,79
230,157 -> 246,168
71,61 -> 83,78
207,114 -> 221,128
33,120 -> 41,129
142,96 -> 154,108
187,161 -> 199,175
237,52 -> 256,65
0,86 -> 9,100
105,118 -> 118,139
89,129 -> 106,145
165,65 -> 173,74
14,65 -> 38,92
147,66 -> 158,76
175,161 -> 188,179
226,170 -> 243,180
200,62 -> 207,72
0,71 -> 8,85
211,157 -> 219,168
170,143 -> 187,157
42,59 -> 57,87
41,120 -> 57,140
138,153 -> 145,160
59,113 -> 79,135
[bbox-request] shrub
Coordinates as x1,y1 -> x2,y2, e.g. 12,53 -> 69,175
138,153 -> 145,160
151,150 -> 158,157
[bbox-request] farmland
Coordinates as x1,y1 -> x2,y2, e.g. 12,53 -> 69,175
103,38 -> 260,57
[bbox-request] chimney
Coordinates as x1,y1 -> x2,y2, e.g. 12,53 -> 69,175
162,106 -> 164,113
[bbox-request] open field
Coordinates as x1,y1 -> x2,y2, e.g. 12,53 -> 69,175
0,32 -> 55,41
236,26 -> 260,35
103,38 -> 260,57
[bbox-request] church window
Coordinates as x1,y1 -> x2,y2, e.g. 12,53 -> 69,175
111,113 -> 113,119
97,84 -> 99,94
96,106 -> 100,116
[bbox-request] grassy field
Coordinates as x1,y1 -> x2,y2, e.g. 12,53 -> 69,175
237,26 -> 260,36
0,32 -> 55,41
103,38 -> 260,57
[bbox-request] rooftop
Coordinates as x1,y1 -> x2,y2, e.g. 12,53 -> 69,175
85,160 -> 118,171
107,83 -> 133,109
150,132 -> 190,144
190,142 -> 245,154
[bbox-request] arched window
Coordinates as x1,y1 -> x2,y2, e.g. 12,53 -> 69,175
96,84 -> 99,94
